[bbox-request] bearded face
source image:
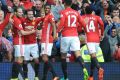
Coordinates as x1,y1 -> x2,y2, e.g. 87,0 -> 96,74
0,10 -> 4,22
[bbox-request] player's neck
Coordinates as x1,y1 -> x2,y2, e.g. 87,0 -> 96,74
0,20 -> 3,24
65,6 -> 71,9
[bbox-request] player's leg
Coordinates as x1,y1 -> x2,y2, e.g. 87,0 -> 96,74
31,44 -> 40,80
60,53 -> 68,80
23,45 -> 30,80
74,50 -> 89,80
11,45 -> 24,80
23,60 -> 28,80
42,55 -> 49,80
60,37 -> 71,80
41,43 -> 59,80
71,37 -> 88,80
87,43 -> 104,80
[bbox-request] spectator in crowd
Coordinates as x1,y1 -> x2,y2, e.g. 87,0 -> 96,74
20,0 -> 33,10
6,28 -> 13,44
99,0 -> 114,20
0,0 -> 8,12
111,7 -> 120,18
104,25 -> 120,61
0,10 -> 13,62
100,34 -> 112,62
32,0 -> 43,17
11,0 -> 24,12
43,0 -> 54,5
104,8 -> 120,35
51,0 -> 64,21
116,2 -> 120,10
57,0 -> 89,80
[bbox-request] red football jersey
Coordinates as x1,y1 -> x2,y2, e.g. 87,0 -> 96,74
23,17 -> 43,44
12,16 -> 24,45
57,7 -> 85,37
0,13 -> 10,36
82,14 -> 104,42
41,13 -> 55,43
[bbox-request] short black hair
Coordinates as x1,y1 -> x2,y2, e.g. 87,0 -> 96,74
85,6 -> 93,14
112,7 -> 119,12
112,25 -> 116,30
44,3 -> 51,8
25,9 -> 33,14
64,0 -> 72,6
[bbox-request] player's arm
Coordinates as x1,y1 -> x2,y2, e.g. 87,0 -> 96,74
3,12 -> 13,26
20,29 -> 36,35
13,17 -> 36,35
104,24 -> 113,37
78,15 -> 86,31
97,16 -> 104,36
17,24 -> 36,35
49,15 -> 57,40
57,13 -> 65,32
51,21 -> 57,39
36,17 -> 44,25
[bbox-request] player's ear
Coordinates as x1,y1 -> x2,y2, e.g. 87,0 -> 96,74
92,11 -> 95,15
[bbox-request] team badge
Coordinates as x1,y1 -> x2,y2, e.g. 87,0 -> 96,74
32,21 -> 35,25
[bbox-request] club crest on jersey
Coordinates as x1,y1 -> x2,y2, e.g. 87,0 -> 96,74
24,22 -> 26,25
25,26 -> 34,31
32,21 -> 35,25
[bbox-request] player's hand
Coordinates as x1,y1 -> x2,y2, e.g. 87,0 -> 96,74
53,33 -> 58,41
100,35 -> 104,41
31,29 -> 36,33
9,18 -> 14,24
7,6 -> 13,12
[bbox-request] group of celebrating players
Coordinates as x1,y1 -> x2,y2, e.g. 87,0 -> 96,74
0,0 -> 105,80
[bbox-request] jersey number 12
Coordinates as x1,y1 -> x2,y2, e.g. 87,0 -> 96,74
68,15 -> 76,27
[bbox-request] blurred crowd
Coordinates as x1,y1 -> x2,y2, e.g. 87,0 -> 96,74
0,0 -> 120,62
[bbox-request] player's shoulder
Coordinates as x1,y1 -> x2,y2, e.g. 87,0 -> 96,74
47,12 -> 54,18
94,15 -> 102,20
69,8 -> 79,14
13,15 -> 21,22
81,15 -> 86,18
93,15 -> 100,18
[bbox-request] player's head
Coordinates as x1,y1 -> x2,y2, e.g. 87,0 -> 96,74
0,10 -> 4,21
16,7 -> 24,18
44,4 -> 51,15
26,9 -> 34,20
64,0 -> 72,7
85,6 -> 93,14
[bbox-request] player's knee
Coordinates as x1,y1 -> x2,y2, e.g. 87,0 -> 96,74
74,50 -> 81,57
23,60 -> 28,64
15,57 -> 23,64
90,53 -> 96,58
6,51 -> 12,62
34,59 -> 39,64
61,58 -> 66,62
61,53 -> 67,59
42,54 -> 49,62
